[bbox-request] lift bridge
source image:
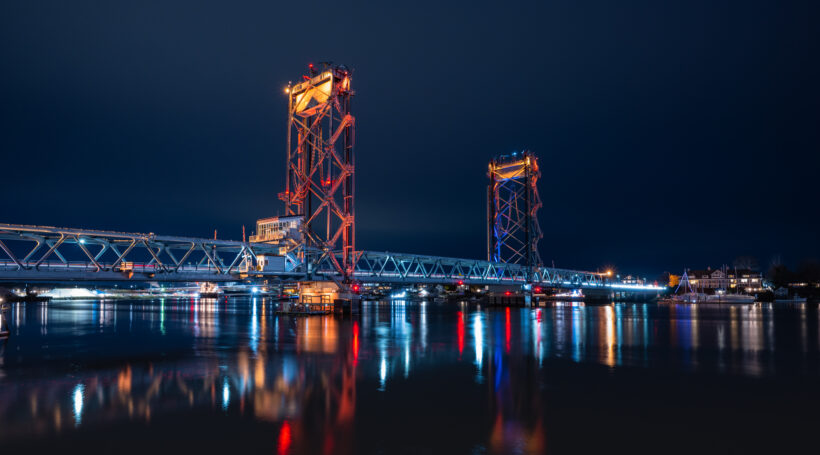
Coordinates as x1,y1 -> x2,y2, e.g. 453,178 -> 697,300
0,64 -> 661,295
0,223 -> 619,289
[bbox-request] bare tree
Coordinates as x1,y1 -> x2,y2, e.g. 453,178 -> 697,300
733,255 -> 759,271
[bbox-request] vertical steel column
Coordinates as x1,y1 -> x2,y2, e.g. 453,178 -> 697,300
342,89 -> 355,278
487,160 -> 497,262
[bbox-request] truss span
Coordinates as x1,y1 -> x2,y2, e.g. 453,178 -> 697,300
0,224 -> 292,282
323,251 -> 608,288
0,224 -> 663,292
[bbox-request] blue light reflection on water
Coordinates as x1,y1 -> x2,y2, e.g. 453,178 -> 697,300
0,299 -> 819,453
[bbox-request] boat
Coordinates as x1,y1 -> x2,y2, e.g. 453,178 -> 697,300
198,283 -> 223,299
545,289 -> 585,302
659,292 -> 706,304
708,293 -> 755,303
275,301 -> 331,315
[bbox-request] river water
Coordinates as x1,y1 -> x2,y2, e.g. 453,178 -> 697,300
1,299 -> 819,454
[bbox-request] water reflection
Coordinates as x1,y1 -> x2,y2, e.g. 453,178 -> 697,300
0,299 -> 819,453
72,383 -> 84,426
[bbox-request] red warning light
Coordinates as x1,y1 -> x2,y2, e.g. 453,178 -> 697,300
505,290 -> 512,296
534,286 -> 542,293
457,280 -> 464,286
351,284 -> 361,293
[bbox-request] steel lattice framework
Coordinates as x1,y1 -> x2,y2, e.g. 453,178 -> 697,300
487,151 -> 543,273
279,64 -> 355,283
349,251 -> 603,287
0,224 -> 291,282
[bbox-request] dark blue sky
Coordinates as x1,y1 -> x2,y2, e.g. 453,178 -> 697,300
1,0 -> 818,277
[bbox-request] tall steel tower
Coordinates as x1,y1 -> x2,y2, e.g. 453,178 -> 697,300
279,63 -> 355,282
487,150 -> 543,273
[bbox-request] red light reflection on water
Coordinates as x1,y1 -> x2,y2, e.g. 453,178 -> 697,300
505,307 -> 511,353
457,311 -> 464,357
278,420 -> 292,455
352,321 -> 359,363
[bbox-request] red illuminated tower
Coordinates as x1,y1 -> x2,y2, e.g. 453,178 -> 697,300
487,151 -> 543,275
279,63 -> 355,282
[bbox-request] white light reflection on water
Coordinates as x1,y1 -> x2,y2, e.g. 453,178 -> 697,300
250,298 -> 259,353
571,306 -> 583,363
222,378 -> 230,411
379,357 -> 387,390
420,301 -> 428,350
159,299 -> 166,335
376,319 -> 389,391
404,344 -> 410,378
72,383 -> 85,426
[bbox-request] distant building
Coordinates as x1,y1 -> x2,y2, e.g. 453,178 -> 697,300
621,275 -> 646,285
688,266 -> 764,293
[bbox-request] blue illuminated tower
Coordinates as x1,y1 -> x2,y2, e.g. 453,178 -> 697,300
487,150 -> 543,274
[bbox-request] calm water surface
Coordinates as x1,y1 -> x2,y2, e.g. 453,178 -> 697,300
1,299 -> 820,454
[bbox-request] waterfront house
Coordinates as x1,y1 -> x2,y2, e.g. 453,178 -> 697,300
688,266 -> 764,293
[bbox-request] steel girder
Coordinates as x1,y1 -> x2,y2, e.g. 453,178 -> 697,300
279,64 -> 355,282
0,224 -> 282,282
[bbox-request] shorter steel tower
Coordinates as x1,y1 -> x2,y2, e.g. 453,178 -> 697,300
279,63 -> 355,282
487,150 -> 543,273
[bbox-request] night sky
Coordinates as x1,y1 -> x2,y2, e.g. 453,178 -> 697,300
1,1 -> 818,277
